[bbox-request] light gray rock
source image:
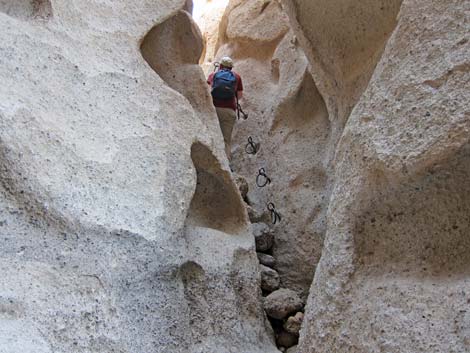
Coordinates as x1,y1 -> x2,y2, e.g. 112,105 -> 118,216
0,1 -> 279,352
253,223 -> 274,252
260,264 -> 280,292
264,289 -> 303,320
281,0 -> 470,352
213,0 -> 332,298
257,252 -> 276,268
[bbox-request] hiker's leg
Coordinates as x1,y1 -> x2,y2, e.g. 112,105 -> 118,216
216,107 -> 236,160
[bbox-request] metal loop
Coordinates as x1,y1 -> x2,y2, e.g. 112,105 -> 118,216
237,102 -> 248,120
245,136 -> 259,155
213,62 -> 220,72
256,168 -> 271,188
267,202 -> 281,225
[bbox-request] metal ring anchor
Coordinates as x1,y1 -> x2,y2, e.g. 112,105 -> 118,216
268,202 -> 282,225
245,136 -> 259,155
256,168 -> 271,188
213,61 -> 220,72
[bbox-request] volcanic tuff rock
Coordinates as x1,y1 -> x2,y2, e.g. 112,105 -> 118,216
208,0 -> 469,351
213,0 -> 332,299
0,1 -> 278,352
284,312 -> 303,336
253,222 -> 275,252
260,264 -> 281,292
257,252 -> 276,268
264,289 -> 304,320
281,0 -> 470,352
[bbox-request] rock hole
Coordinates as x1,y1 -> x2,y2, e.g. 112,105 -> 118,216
186,142 -> 246,234
140,9 -> 212,115
0,0 -> 52,20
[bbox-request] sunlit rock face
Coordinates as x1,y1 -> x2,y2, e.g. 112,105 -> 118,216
0,1 -> 278,352
204,0 -> 469,352
210,0 -> 331,300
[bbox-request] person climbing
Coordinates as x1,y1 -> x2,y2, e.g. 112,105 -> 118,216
207,56 -> 243,161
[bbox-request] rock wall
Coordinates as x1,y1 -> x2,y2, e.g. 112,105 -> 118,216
0,1 -> 278,352
213,0 -> 332,300
207,0 -> 469,352
280,0 -> 470,352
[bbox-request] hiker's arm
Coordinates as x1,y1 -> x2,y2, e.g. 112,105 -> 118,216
237,90 -> 243,100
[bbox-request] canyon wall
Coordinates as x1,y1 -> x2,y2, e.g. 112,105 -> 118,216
0,0 -> 468,352
0,1 -> 277,352
282,0 -> 470,352
210,0 -> 469,352
213,0 -> 332,300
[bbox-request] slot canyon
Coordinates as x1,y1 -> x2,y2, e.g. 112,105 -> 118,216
0,0 -> 468,352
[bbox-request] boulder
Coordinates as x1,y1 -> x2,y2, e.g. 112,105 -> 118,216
253,223 -> 274,252
257,253 -> 276,268
284,312 -> 304,336
282,0 -> 470,352
260,264 -> 280,292
247,205 -> 271,224
276,330 -> 298,349
286,346 -> 298,353
264,289 -> 303,320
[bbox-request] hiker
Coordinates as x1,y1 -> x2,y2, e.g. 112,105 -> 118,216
207,56 -> 243,161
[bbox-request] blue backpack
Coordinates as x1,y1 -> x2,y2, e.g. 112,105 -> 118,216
211,69 -> 237,100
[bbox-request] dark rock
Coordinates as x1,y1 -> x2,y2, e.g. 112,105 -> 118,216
260,264 -> 280,292
277,330 -> 298,348
257,252 -> 276,268
253,222 -> 274,252
286,345 -> 298,353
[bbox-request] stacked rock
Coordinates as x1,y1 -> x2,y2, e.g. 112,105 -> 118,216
238,176 -> 304,350
252,222 -> 304,351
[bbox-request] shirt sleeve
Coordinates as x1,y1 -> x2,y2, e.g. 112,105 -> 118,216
207,73 -> 213,85
237,75 -> 243,92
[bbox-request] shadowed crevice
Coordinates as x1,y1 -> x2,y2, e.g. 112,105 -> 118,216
186,142 -> 246,234
140,9 -> 213,116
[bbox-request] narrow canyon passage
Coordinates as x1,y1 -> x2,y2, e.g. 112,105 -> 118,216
193,0 -> 469,352
192,0 -> 404,351
0,0 -> 467,352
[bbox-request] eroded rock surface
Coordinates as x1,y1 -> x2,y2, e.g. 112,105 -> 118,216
205,0 -> 469,352
0,1 -> 278,352
281,0 -> 470,352
264,289 -> 303,320
213,0 -> 332,299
